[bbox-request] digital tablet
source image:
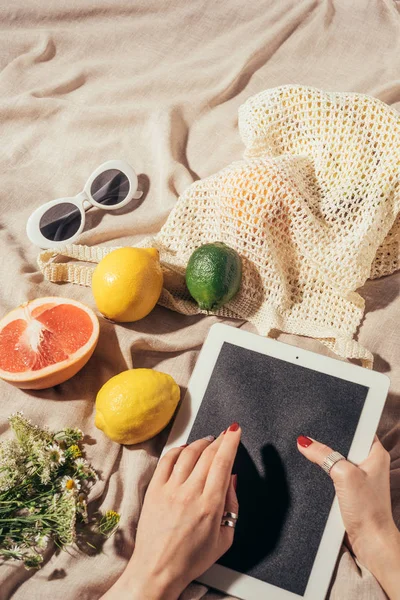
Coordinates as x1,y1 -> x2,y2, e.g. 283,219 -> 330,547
162,324 -> 390,600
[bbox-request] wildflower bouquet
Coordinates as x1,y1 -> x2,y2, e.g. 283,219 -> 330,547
0,412 -> 120,569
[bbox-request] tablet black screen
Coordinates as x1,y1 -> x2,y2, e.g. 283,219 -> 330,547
187,342 -> 369,596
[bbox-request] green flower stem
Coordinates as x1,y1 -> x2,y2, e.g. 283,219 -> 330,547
0,412 -> 119,569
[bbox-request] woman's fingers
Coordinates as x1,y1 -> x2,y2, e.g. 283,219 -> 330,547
204,423 -> 241,503
171,436 -> 216,483
186,432 -> 224,489
296,435 -> 356,481
224,474 -> 239,516
152,446 -> 186,486
219,475 -> 239,548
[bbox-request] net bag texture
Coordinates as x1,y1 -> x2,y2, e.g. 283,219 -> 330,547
38,86 -> 400,368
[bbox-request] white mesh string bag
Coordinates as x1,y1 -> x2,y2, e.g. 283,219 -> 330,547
38,86 -> 400,367
142,85 -> 400,367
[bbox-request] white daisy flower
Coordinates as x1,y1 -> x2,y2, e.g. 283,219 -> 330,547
60,476 -> 81,494
35,534 -> 49,549
74,458 -> 89,471
47,444 -> 65,466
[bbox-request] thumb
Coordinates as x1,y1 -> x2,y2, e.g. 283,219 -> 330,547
296,435 -> 356,482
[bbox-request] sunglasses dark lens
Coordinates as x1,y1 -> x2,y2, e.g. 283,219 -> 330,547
90,169 -> 130,206
39,203 -> 82,242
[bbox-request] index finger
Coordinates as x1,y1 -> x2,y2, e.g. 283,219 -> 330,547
203,423 -> 241,503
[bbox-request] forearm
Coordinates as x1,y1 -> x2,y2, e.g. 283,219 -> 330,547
366,527 -> 400,600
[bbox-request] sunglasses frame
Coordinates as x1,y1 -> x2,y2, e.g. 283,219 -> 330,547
26,159 -> 142,249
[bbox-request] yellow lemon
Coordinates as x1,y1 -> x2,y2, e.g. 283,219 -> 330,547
95,369 -> 180,445
92,247 -> 163,322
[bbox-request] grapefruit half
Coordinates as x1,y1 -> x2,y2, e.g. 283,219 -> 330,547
0,297 -> 100,389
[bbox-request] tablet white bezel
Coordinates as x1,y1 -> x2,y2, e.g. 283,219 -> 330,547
162,323 -> 390,600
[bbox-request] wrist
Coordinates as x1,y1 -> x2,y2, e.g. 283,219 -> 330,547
116,558 -> 184,600
359,523 -> 400,596
130,576 -> 180,600
371,526 -> 400,574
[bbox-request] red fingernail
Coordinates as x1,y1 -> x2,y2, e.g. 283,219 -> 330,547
228,422 -> 239,432
233,474 -> 238,491
297,435 -> 313,448
180,444 -> 188,448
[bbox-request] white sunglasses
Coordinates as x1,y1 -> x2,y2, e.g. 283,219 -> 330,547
26,159 -> 143,249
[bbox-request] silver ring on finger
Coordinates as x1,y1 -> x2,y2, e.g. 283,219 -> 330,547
321,451 -> 346,475
223,511 -> 238,520
221,518 -> 237,528
221,510 -> 238,528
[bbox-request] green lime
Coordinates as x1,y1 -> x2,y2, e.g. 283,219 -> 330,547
185,242 -> 242,310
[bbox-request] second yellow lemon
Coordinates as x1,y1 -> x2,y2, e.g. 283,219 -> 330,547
92,247 -> 163,322
95,368 -> 180,445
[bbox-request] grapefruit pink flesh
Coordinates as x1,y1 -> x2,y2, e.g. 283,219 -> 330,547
0,298 -> 99,389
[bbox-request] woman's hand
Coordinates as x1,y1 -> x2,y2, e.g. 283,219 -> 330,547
297,435 -> 400,599
103,424 -> 241,600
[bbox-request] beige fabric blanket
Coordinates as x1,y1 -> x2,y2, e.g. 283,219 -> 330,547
0,1 -> 399,599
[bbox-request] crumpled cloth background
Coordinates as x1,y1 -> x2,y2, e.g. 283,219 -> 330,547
0,1 -> 399,599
